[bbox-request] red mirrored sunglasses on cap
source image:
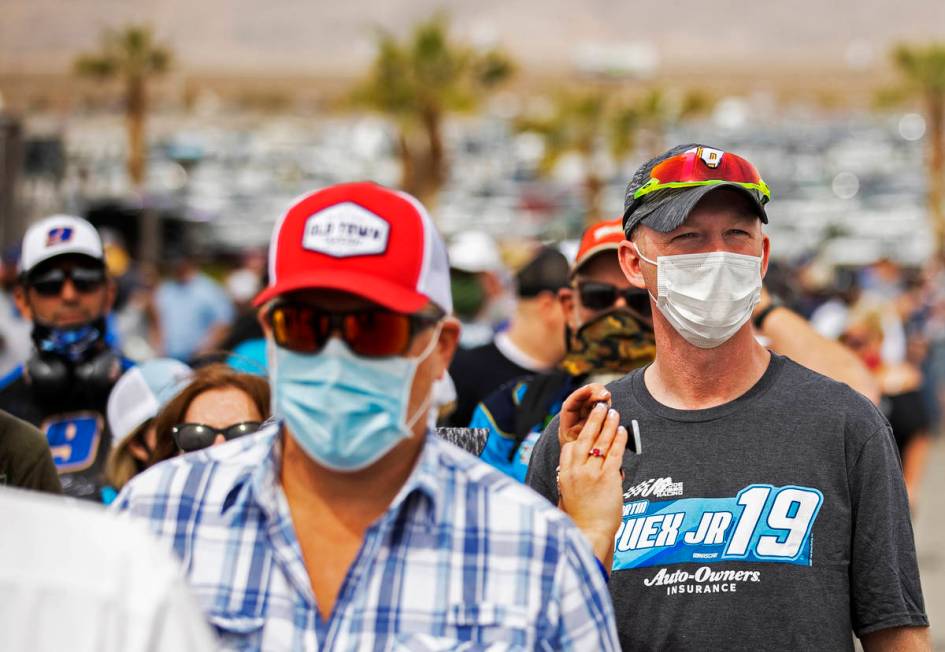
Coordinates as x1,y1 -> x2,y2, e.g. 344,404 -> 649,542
633,147 -> 771,204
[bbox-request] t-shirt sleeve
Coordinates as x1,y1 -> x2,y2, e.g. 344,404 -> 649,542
848,423 -> 929,636
21,445 -> 63,495
524,414 -> 561,505
2,415 -> 62,495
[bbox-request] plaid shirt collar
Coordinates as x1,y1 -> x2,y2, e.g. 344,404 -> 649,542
222,422 -> 443,528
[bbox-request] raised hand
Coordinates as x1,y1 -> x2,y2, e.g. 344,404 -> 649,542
557,384 -> 627,570
558,383 -> 613,447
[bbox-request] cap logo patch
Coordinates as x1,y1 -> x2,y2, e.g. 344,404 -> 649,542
46,227 -> 74,246
696,146 -> 724,169
593,223 -> 624,239
302,203 -> 390,258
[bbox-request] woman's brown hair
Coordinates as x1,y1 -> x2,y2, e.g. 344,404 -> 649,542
150,363 -> 270,464
105,421 -> 153,491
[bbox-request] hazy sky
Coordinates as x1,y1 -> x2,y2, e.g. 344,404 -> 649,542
3,0 -> 945,75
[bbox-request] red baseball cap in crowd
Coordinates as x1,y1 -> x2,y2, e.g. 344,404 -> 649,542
254,182 -> 452,314
571,217 -> 626,275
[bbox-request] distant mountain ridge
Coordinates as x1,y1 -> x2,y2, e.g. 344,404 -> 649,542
2,0 -> 945,74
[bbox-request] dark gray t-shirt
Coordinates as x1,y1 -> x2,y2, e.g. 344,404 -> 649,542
526,354 -> 927,651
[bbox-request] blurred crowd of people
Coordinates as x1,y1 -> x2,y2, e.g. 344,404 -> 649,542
9,217 -> 937,503
778,255 -> 945,508
0,145 -> 932,649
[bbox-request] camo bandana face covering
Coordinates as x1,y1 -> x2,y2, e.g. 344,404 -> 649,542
560,308 -> 656,377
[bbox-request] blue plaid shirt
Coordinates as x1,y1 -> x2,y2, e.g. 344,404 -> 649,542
114,424 -> 619,651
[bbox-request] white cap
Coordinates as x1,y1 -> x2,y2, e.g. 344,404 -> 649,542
20,215 -> 104,275
448,231 -> 502,273
107,359 -> 194,445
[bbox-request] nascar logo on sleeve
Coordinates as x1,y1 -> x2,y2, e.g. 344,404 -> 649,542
612,484 -> 823,571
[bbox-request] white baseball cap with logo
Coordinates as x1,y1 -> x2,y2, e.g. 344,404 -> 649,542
19,214 -> 105,276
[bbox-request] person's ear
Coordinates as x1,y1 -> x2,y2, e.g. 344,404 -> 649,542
256,305 -> 272,336
760,234 -> 771,279
12,284 -> 32,321
618,239 -> 647,290
480,271 -> 503,299
541,290 -> 562,317
433,317 -> 461,379
558,286 -> 576,326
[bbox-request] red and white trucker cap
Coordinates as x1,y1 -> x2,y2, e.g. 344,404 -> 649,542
254,182 -> 452,314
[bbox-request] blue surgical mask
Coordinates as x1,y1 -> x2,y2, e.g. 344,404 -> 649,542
270,325 -> 442,471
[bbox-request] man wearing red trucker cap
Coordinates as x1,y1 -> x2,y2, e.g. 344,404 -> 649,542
471,218 -> 654,488
115,182 -> 619,650
527,145 -> 928,651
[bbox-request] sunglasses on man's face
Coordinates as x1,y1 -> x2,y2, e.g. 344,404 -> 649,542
171,421 -> 262,452
576,281 -> 652,316
264,302 -> 440,357
28,266 -> 106,297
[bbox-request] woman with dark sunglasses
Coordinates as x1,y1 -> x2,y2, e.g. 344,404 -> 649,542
150,363 -> 270,461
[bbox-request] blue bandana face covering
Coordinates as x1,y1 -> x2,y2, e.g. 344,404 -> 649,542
270,325 -> 442,472
32,317 -> 107,363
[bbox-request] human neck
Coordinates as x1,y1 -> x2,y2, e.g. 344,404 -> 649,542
645,320 -> 771,410
504,309 -> 562,369
279,431 -> 424,530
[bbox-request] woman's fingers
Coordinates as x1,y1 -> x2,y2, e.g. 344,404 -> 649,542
578,386 -> 611,420
560,385 -> 595,444
587,408 -> 620,462
573,402 -> 611,457
559,383 -> 611,445
562,384 -> 610,420
603,426 -> 628,473
561,385 -> 596,420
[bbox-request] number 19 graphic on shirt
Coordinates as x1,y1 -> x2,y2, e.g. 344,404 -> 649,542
612,484 -> 823,571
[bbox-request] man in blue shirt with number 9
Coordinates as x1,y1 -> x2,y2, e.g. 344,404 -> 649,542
526,144 -> 929,651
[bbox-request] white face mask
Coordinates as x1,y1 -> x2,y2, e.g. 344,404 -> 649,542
637,248 -> 762,349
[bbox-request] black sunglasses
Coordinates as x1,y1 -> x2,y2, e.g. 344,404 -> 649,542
171,421 -> 262,452
28,266 -> 106,297
577,281 -> 651,316
264,302 -> 441,357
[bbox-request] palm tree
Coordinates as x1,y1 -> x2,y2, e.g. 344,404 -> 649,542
353,15 -> 513,207
75,25 -> 172,188
892,44 -> 945,255
519,88 -> 713,226
75,25 -> 171,263
518,90 -> 626,226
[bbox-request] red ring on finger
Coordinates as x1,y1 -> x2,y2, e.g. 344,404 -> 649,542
589,448 -> 602,457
